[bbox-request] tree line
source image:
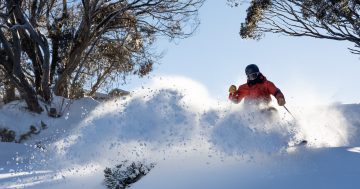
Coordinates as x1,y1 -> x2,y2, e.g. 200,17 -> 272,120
0,0 -> 204,113
3,0 -> 356,113
230,0 -> 360,53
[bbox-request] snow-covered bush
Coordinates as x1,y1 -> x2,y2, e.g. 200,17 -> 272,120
18,121 -> 48,143
0,128 -> 16,142
108,88 -> 130,98
0,121 -> 48,143
104,160 -> 155,189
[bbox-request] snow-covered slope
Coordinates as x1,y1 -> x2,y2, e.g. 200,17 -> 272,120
0,76 -> 360,189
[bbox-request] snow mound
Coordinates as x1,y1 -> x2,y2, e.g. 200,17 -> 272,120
51,76 -> 357,166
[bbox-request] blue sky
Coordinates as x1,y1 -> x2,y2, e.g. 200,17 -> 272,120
125,1 -> 360,104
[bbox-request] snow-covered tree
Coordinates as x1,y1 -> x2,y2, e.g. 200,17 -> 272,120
104,160 -> 155,189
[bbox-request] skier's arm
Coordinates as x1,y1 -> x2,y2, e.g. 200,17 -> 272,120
229,85 -> 245,104
266,81 -> 286,106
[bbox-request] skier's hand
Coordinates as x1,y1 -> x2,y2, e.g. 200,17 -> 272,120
277,97 -> 286,106
229,85 -> 237,94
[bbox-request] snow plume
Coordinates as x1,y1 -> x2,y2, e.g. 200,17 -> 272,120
53,76 -> 206,165
288,105 -> 355,148
209,108 -> 292,155
1,76 -> 359,189
278,77 -> 356,147
52,76 -> 356,167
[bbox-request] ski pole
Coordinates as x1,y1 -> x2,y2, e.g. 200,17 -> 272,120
284,106 -> 308,145
283,105 -> 296,120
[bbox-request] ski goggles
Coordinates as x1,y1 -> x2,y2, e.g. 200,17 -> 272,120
247,72 -> 259,80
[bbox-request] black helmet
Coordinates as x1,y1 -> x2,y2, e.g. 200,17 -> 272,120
245,64 -> 260,80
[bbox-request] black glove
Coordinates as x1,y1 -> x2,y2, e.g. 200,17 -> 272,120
277,97 -> 286,106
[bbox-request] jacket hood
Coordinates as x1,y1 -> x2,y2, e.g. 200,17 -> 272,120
247,73 -> 266,86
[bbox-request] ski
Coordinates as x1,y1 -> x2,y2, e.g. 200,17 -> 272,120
288,140 -> 308,147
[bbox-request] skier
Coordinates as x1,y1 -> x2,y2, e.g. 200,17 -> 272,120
228,64 -> 286,110
229,64 -> 307,146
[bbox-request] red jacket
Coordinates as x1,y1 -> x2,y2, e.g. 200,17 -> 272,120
229,74 -> 284,105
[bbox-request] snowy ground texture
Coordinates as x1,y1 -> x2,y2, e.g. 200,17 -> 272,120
1,76 -> 360,189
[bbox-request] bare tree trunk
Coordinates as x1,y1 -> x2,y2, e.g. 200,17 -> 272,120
54,74 -> 69,97
50,37 -> 59,85
4,63 -> 43,113
54,1 -> 91,98
41,52 -> 51,102
3,68 -> 43,113
18,80 -> 43,113
12,1 -> 51,103
20,34 -> 51,103
20,34 -> 42,93
0,26 -> 42,113
3,78 -> 16,104
54,35 -> 90,97
87,65 -> 113,96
